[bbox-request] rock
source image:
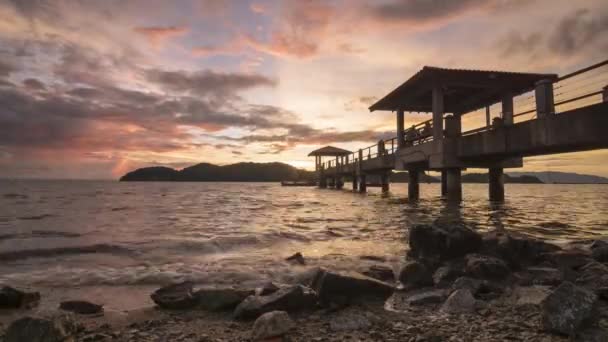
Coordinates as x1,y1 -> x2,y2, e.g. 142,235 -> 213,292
291,267 -> 323,287
329,311 -> 373,332
590,239 -> 608,250
0,286 -> 40,309
406,289 -> 448,306
234,285 -> 317,319
408,223 -> 482,261
286,252 -> 305,265
451,277 -> 484,294
150,282 -> 197,310
596,287 -> 608,300
311,269 -> 394,303
541,281 -> 597,335
59,300 -> 103,314
450,276 -> 503,300
398,261 -> 433,289
194,287 -> 254,311
591,246 -> 608,262
465,254 -> 510,280
542,249 -> 592,270
256,282 -> 281,296
481,230 -> 560,267
433,264 -> 464,287
4,316 -> 75,342
519,267 -> 562,286
576,261 -> 608,291
575,328 -> 608,342
360,255 -> 387,262
362,265 -> 394,282
442,289 -> 476,314
251,311 -> 294,341
508,286 -> 551,306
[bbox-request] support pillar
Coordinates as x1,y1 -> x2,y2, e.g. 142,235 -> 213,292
352,176 -> 358,191
441,170 -> 447,197
408,168 -> 419,201
489,168 -> 504,202
485,106 -> 490,127
319,165 -> 327,188
502,93 -> 514,126
432,86 -> 444,140
336,177 -> 344,190
381,172 -> 389,193
446,168 -> 462,202
397,109 -> 405,148
535,79 -> 555,118
603,85 -> 608,102
359,174 -> 367,193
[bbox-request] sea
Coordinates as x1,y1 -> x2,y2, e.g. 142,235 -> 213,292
0,180 -> 607,313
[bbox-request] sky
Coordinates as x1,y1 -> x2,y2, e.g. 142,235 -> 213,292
0,0 -> 607,179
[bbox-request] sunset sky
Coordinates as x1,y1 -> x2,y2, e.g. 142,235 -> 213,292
0,0 -> 607,179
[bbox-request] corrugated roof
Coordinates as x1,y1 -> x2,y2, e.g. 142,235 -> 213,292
308,146 -> 352,156
369,66 -> 558,114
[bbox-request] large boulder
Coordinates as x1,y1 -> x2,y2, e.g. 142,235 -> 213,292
576,261 -> 608,291
517,267 -> 563,286
4,316 -> 76,342
481,230 -> 560,268
59,300 -> 103,315
541,281 -> 597,335
398,261 -> 433,289
311,269 -> 394,303
465,254 -> 510,280
451,276 -> 503,300
0,286 -> 40,309
362,265 -> 395,282
442,289 -> 476,314
234,285 -> 317,319
150,282 -> 197,310
591,246 -> 608,262
194,287 -> 254,311
251,311 -> 294,341
408,223 -> 482,261
433,263 -> 464,287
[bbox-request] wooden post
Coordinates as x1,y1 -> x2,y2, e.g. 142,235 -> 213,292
359,174 -> 367,193
502,93 -> 514,126
432,86 -> 444,140
357,149 -> 366,192
485,106 -> 490,127
441,170 -> 447,197
446,168 -> 462,202
381,172 -> 389,193
397,109 -> 405,148
535,79 -> 555,118
603,85 -> 608,102
352,175 -> 358,191
408,168 -> 419,201
489,168 -> 505,202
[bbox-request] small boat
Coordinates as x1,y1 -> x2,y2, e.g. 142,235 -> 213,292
280,180 -> 317,187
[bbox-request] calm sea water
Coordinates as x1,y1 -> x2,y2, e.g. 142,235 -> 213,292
0,180 -> 606,311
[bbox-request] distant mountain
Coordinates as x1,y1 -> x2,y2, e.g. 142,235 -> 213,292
120,162 -> 315,182
507,171 -> 608,184
462,173 -> 543,184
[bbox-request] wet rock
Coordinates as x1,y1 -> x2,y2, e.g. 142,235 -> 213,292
286,252 -> 305,265
591,246 -> 608,262
590,239 -> 608,250
312,269 -> 394,303
234,284 -> 317,319
508,286 -> 551,306
291,267 -> 323,287
575,328 -> 608,342
481,230 -> 560,267
451,277 -> 483,294
542,249 -> 592,270
541,281 -> 597,335
450,276 -> 503,300
465,254 -> 510,280
362,264 -> 394,282
433,263 -> 464,287
442,289 -> 476,314
398,261 -> 433,289
360,255 -> 387,262
576,261 -> 608,291
408,223 -> 482,261
596,287 -> 608,300
194,287 -> 254,311
4,316 -> 75,342
251,311 -> 294,341
519,266 -> 562,286
405,289 -> 448,306
59,300 -> 103,314
329,311 -> 373,332
0,286 -> 40,309
256,281 -> 281,296
150,282 -> 197,310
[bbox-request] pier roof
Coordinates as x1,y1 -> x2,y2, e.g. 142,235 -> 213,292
369,66 -> 557,114
308,146 -> 352,157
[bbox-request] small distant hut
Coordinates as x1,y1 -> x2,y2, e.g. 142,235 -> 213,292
308,146 -> 352,171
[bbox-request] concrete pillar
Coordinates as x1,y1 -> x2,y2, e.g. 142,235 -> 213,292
535,79 -> 555,118
336,177 -> 344,190
378,140 -> 385,156
489,168 -> 504,202
603,85 -> 608,102
397,109 -> 405,148
446,168 -> 462,202
485,106 -> 491,127
432,86 -> 444,140
441,170 -> 447,197
381,172 -> 389,193
444,115 -> 461,138
359,174 -> 367,193
319,166 -> 327,188
352,176 -> 358,191
502,94 -> 514,126
408,168 -> 419,201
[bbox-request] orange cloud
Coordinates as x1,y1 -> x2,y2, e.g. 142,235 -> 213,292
133,26 -> 188,47
250,3 -> 266,14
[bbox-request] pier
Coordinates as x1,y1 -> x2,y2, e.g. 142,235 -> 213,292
311,60 -> 608,201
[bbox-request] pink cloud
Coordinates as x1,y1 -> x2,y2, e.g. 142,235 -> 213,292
133,26 -> 189,47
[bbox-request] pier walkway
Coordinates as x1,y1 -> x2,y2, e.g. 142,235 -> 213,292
312,60 -> 608,201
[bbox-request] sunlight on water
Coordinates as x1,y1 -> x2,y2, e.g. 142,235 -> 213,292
0,180 -> 606,309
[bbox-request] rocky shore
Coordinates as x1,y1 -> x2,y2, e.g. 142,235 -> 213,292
2,222 -> 608,341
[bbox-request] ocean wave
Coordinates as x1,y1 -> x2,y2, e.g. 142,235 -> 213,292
17,214 -> 55,220
0,243 -> 134,262
3,193 -> 28,199
0,230 -> 80,241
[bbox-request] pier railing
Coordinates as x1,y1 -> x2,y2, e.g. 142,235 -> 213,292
321,59 -> 608,171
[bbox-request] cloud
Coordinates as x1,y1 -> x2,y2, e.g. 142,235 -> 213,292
365,0 -> 489,24
133,26 -> 188,47
22,78 -> 46,91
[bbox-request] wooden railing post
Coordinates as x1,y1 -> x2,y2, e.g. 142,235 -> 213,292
603,85 -> 608,102
535,79 -> 555,117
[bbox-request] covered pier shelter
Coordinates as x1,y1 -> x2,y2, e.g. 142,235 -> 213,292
308,146 -> 351,189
